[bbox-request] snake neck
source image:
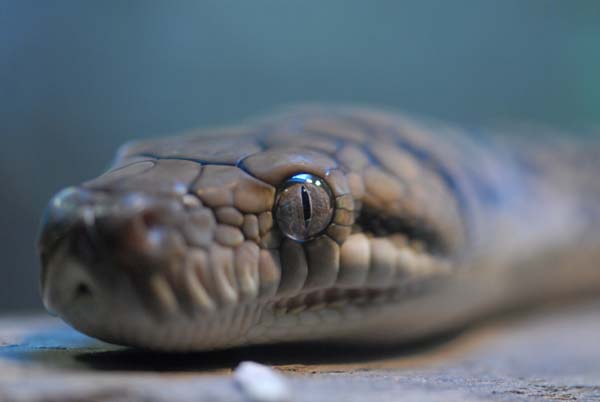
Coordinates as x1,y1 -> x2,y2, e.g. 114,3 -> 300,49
459,134 -> 600,307
526,138 -> 600,223
450,133 -> 599,268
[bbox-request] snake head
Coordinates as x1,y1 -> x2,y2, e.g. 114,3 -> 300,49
39,109 -> 464,350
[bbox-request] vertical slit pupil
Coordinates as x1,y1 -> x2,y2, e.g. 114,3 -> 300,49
300,185 -> 311,225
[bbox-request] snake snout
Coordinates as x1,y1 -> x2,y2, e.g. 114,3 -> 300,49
39,186 -> 198,330
39,185 -> 267,349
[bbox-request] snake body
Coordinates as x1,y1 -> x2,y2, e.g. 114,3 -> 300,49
38,107 -> 600,350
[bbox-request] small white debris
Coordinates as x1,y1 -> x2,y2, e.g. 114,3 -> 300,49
233,361 -> 292,402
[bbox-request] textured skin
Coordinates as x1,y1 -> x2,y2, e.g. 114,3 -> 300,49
38,106 -> 600,351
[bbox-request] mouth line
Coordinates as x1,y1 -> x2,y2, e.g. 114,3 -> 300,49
271,258 -> 449,317
271,281 -> 438,316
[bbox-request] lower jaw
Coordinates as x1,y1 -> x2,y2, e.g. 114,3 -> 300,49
63,302 -> 263,351
79,305 -> 357,351
60,281 -> 436,351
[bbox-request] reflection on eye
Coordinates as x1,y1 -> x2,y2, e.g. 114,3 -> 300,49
274,173 -> 334,241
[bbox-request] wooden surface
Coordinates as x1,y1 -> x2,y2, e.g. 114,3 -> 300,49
1,301 -> 600,401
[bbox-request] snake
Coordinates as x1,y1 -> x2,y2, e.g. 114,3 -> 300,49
38,106 -> 600,351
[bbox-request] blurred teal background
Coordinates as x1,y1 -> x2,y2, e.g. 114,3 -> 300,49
1,1 -> 599,311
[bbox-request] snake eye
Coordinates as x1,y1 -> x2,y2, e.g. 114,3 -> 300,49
275,173 -> 334,241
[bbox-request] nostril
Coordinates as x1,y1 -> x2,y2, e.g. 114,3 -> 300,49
67,276 -> 96,306
74,282 -> 92,299
43,253 -> 99,315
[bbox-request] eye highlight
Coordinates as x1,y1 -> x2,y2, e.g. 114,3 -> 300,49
275,173 -> 334,241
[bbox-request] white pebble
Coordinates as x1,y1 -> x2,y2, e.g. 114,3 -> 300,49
233,361 -> 292,402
